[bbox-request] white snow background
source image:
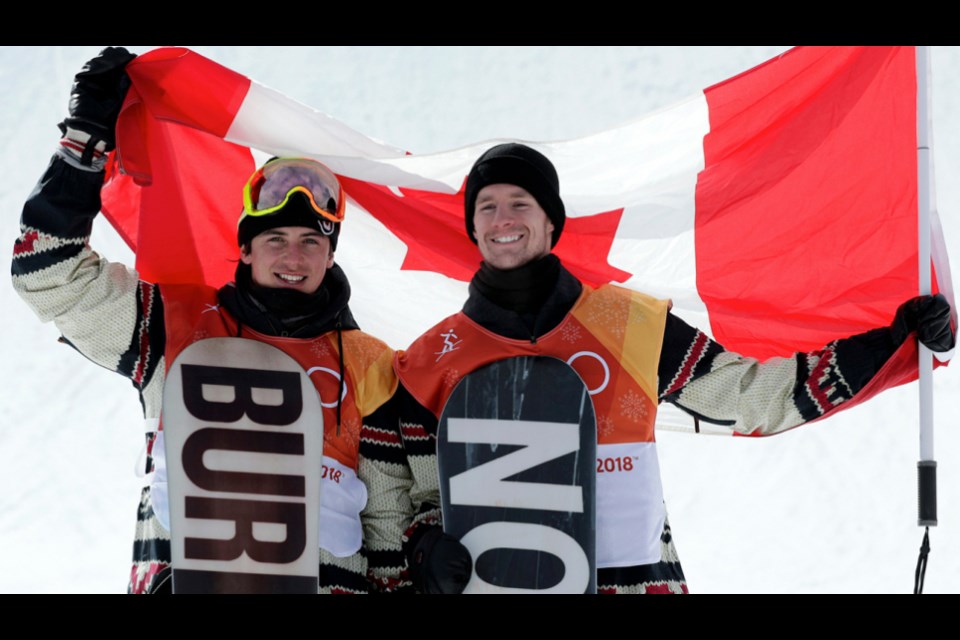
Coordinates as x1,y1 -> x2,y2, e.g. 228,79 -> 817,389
1,46 -> 958,594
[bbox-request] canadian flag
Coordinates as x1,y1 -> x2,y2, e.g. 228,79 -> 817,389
104,46 -> 954,429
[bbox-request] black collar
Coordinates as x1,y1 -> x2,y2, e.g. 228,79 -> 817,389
464,255 -> 582,340
218,262 -> 359,338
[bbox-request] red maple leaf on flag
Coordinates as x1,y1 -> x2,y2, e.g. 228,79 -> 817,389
341,176 -> 631,287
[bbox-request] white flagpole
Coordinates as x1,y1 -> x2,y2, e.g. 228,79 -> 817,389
916,46 -> 936,527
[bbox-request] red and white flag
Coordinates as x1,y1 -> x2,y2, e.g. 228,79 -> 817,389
104,46 -> 955,429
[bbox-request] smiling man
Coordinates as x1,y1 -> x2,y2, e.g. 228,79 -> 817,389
12,49 -> 408,594
243,227 -> 333,290
472,183 -> 554,270
390,142 -> 955,594
239,157 -> 340,294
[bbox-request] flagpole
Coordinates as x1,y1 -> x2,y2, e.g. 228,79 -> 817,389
916,46 -> 936,528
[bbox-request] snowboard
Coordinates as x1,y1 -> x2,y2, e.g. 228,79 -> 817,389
438,356 -> 597,594
162,338 -> 324,593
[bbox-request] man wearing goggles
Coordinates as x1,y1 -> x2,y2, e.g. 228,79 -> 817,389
12,49 -> 409,594
238,157 -> 347,297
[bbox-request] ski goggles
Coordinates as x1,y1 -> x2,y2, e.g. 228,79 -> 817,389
241,158 -> 346,223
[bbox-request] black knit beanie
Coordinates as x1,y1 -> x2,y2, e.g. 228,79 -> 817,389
464,143 -> 565,248
237,191 -> 340,251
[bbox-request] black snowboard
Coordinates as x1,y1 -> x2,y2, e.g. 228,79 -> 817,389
438,356 -> 597,594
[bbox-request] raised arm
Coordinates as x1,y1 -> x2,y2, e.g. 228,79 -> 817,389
12,47 -> 165,403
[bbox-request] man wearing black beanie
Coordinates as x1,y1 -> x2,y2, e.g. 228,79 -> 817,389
390,142 -> 955,594
463,143 -> 566,249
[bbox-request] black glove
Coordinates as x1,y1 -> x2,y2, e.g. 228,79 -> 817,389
408,526 -> 472,594
58,46 -> 136,154
890,293 -> 955,352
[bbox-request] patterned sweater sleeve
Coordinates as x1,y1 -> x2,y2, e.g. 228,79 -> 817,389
357,382 -> 418,592
657,311 -> 897,435
375,381 -> 445,590
12,153 -> 166,416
